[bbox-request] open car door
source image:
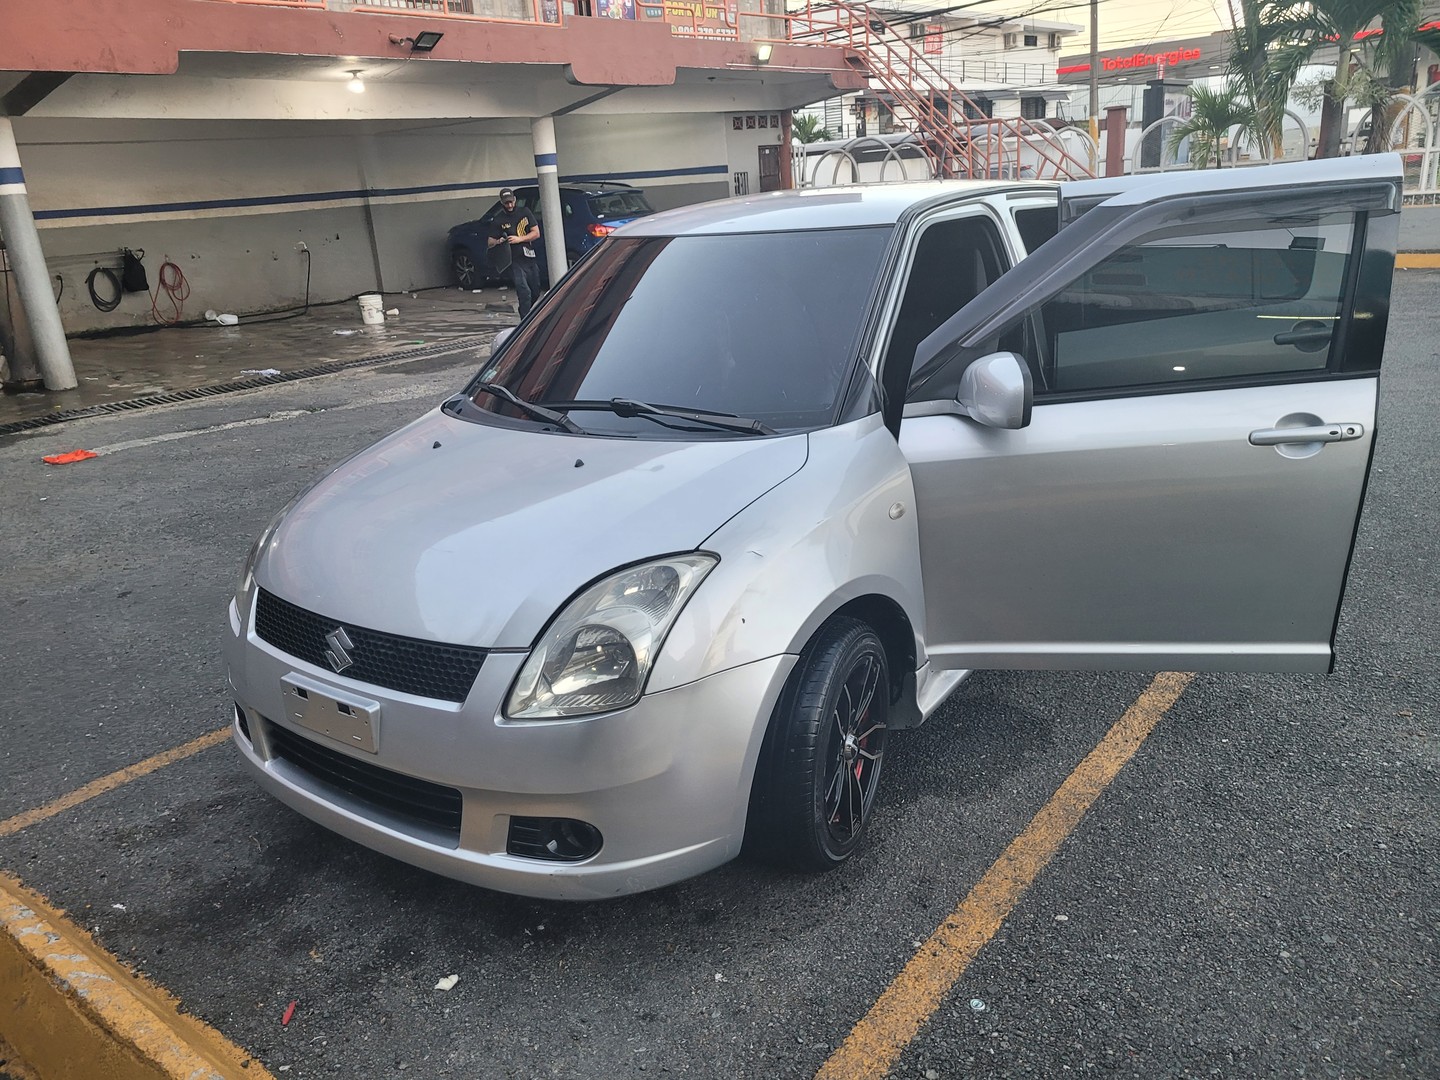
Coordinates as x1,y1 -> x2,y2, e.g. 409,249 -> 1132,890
898,155 -> 1400,673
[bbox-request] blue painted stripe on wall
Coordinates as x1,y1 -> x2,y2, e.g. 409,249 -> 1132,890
0,166 -> 24,185
30,164 -> 730,221
561,165 -> 730,181
534,153 -> 558,167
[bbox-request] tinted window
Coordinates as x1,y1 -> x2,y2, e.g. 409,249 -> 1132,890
587,191 -> 652,219
888,216 -> 1010,398
471,228 -> 891,435
1013,206 -> 1058,253
1033,211 -> 1357,393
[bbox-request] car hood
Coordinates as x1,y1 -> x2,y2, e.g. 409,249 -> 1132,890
258,408 -> 808,649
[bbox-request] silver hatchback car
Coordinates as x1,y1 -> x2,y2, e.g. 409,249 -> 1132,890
226,155 -> 1399,899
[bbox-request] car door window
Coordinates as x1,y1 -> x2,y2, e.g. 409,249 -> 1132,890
1032,211 -> 1357,393
883,214 -> 1012,411
1012,206 -> 1059,253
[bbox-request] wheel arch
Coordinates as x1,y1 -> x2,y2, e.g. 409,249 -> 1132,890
826,593 -> 917,707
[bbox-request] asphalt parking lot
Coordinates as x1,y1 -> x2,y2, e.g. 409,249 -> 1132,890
1,275 -> 1436,1079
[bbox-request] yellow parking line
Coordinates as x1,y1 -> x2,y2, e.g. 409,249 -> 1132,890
1396,253 -> 1440,269
0,724 -> 262,1077
0,726 -> 230,840
817,672 -> 1194,1080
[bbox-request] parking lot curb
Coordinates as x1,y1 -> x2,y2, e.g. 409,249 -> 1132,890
0,872 -> 270,1080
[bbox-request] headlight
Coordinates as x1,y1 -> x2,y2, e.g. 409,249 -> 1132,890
506,554 -> 717,720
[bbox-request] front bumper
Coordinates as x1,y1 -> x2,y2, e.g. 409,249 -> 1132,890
225,596 -> 794,900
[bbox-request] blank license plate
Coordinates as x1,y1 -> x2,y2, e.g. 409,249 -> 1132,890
281,674 -> 380,753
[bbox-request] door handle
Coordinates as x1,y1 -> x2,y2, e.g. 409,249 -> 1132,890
1272,327 -> 1333,348
1249,422 -> 1365,446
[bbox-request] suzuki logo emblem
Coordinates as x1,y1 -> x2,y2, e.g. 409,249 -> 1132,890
324,627 -> 355,673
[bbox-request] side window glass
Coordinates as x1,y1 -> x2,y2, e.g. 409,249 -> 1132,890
1033,210 -> 1357,393
1013,206 -> 1058,253
888,215 -> 1010,407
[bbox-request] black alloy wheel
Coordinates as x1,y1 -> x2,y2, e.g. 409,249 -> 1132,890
745,617 -> 890,871
452,247 -> 479,289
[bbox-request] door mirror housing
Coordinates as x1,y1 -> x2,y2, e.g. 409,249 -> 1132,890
956,352 -> 1033,429
490,327 -> 516,357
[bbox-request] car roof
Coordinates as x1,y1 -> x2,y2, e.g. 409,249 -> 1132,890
622,181 -> 1053,235
511,182 -> 639,195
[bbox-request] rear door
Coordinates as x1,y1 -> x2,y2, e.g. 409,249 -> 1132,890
898,156 -> 1399,673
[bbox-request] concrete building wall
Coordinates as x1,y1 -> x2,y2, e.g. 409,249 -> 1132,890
10,113 -> 735,334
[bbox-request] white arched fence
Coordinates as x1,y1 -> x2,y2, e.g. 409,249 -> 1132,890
790,84 -> 1440,198
1377,82 -> 1440,200
1127,110 -> 1313,173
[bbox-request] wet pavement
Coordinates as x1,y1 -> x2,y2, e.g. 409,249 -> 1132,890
0,285 -> 520,428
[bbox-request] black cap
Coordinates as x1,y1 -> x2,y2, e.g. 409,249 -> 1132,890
499,188 -> 515,199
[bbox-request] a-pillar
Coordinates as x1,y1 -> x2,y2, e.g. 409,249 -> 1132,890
531,117 -> 568,285
0,117 -> 75,391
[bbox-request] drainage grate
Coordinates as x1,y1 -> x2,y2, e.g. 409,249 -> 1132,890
0,334 -> 497,439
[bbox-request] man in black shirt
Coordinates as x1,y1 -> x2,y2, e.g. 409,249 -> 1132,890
487,188 -> 543,317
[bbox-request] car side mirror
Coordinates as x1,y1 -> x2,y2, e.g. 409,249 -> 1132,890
956,352 -> 1033,429
490,327 -> 515,357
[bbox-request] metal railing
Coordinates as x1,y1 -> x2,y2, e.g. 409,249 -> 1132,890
768,2 -> 1092,180
1120,88 -> 1439,202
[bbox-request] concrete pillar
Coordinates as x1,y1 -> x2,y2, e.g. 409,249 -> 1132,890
0,117 -> 75,391
0,269 -> 42,390
531,116 -> 568,285
1104,106 -> 1128,177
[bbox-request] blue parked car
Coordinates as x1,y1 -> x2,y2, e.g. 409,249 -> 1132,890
447,181 -> 655,289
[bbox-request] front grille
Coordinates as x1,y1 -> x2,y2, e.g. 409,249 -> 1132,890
265,720 -> 462,846
254,589 -> 486,702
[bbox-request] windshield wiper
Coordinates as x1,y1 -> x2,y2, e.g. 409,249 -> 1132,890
541,398 -> 775,436
476,382 -> 585,435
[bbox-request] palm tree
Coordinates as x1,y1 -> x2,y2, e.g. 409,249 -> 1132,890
791,113 -> 836,144
1227,0 -> 1289,156
1167,84 -> 1261,168
1259,0 -> 1427,158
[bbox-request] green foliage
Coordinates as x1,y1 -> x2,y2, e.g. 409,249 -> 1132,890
791,113 -> 836,144
1227,0 -> 1288,154
1167,83 -> 1261,168
1249,0 -> 1427,157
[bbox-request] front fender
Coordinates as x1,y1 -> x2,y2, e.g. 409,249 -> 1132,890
648,413 -> 927,693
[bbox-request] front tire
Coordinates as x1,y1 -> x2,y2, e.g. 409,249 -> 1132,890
745,618 -> 890,871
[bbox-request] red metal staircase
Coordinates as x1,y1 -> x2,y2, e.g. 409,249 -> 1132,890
782,1 -> 1094,181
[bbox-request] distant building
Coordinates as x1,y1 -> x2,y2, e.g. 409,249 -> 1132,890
810,6 -> 1084,140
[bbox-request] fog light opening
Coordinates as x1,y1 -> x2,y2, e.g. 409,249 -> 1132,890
234,701 -> 252,742
507,816 -> 603,862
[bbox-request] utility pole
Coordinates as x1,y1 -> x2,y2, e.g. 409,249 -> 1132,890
1088,0 -> 1099,142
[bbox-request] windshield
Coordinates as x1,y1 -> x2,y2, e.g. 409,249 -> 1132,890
588,191 -> 652,219
466,227 -> 891,436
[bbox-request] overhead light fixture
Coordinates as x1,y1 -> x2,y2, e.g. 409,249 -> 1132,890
754,43 -> 773,65
346,70 -> 366,94
390,30 -> 445,52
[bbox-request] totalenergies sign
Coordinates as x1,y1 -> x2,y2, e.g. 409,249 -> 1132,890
1101,47 -> 1201,72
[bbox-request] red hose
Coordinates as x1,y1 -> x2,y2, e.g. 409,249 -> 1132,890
150,260 -> 190,325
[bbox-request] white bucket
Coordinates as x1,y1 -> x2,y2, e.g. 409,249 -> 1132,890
357,293 -> 385,325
